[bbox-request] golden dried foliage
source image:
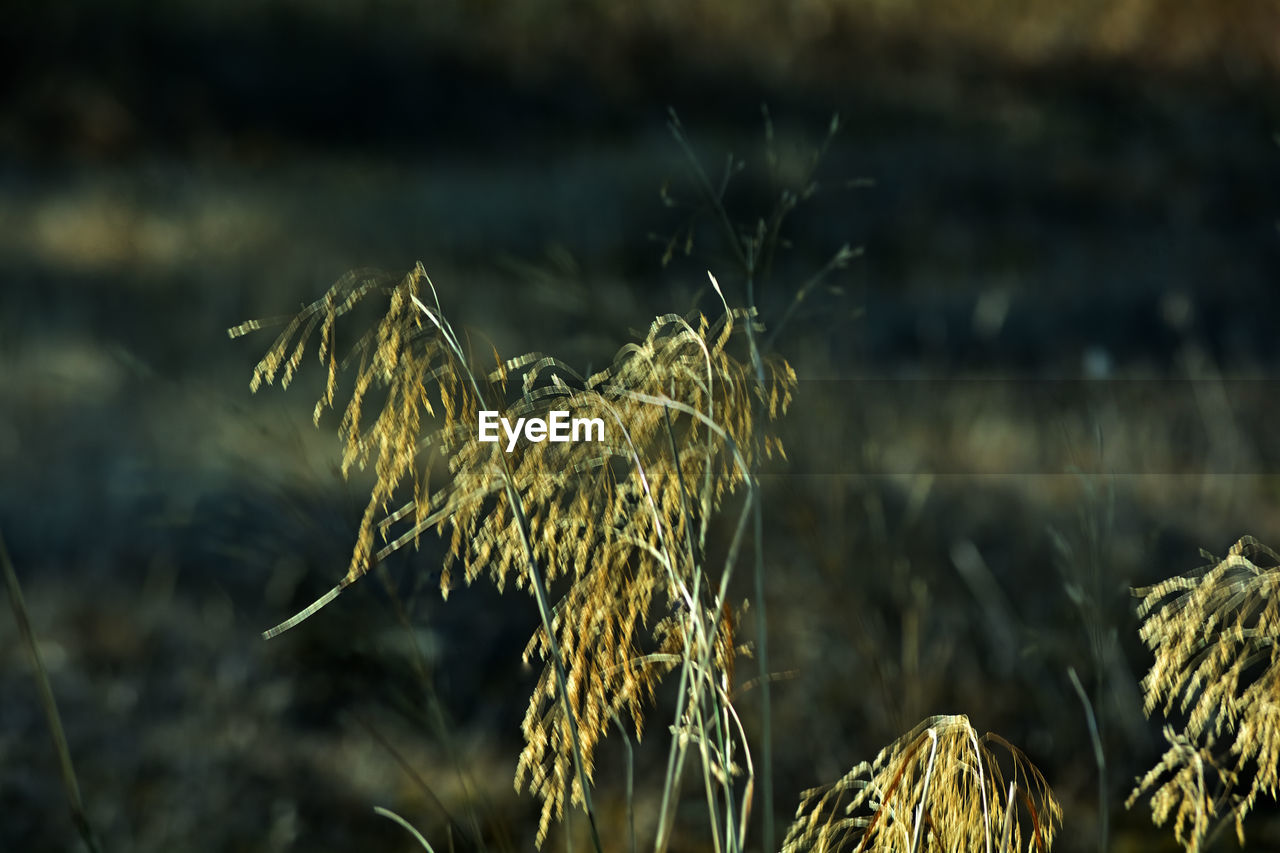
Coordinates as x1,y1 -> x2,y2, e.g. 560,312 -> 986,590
231,263 -> 794,845
783,714 -> 1061,853
1127,535 -> 1280,852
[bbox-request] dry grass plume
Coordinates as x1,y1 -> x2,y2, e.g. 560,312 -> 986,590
1128,535 -> 1280,851
782,714 -> 1061,853
230,262 -> 794,845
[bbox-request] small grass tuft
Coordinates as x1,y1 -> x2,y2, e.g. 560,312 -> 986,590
783,714 -> 1061,853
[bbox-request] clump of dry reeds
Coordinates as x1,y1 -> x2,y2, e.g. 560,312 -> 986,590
782,714 -> 1061,853
231,262 -> 794,847
1128,535 -> 1280,852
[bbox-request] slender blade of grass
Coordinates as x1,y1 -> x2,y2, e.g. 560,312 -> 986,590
1,533 -> 103,853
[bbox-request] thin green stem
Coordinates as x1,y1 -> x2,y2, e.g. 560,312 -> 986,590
670,113 -> 784,850
611,714 -> 637,853
1068,666 -> 1109,853
2,533 -> 103,853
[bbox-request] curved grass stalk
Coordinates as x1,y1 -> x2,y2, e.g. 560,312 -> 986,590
233,262 -> 793,851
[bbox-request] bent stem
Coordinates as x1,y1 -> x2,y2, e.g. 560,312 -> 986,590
374,806 -> 437,852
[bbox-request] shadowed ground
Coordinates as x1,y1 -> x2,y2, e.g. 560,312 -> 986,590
2,3 -> 1279,851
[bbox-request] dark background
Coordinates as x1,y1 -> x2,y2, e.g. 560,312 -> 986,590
2,2 -> 1279,850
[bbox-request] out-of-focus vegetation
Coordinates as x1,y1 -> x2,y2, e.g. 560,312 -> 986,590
5,0 -> 1278,160
444,0 -> 1280,83
3,0 -> 1280,851
30,0 -> 1276,75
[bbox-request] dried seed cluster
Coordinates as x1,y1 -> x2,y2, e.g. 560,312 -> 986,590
233,263 -> 794,844
1128,536 -> 1280,851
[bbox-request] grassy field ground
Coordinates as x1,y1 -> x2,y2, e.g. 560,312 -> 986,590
2,3 -> 1279,851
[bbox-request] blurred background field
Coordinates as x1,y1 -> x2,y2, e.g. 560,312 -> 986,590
2,2 -> 1279,851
